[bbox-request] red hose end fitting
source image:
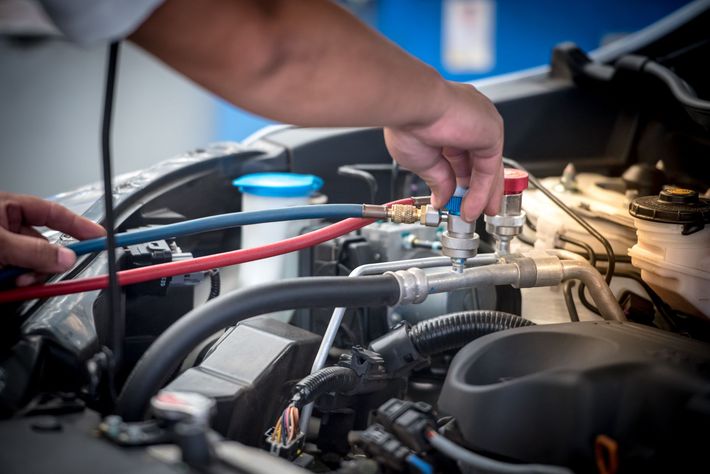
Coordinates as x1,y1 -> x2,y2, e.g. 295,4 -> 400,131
503,168 -> 529,195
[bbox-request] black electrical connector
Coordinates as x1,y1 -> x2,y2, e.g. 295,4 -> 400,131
354,424 -> 411,470
368,322 -> 427,377
375,398 -> 437,453
336,345 -> 389,392
290,346 -> 391,411
264,427 -> 306,460
124,236 -> 204,295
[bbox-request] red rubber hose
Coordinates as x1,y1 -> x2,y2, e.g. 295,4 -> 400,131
0,198 -> 412,304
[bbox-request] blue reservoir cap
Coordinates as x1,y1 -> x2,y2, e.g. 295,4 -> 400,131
232,172 -> 323,198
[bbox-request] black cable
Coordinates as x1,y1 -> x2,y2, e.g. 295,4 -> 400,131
503,158 -> 616,283
562,281 -> 580,322
559,235 -> 597,269
338,165 -> 377,203
577,283 -> 602,316
101,42 -> 123,367
291,366 -> 358,408
558,235 -> 600,313
207,269 -> 220,301
525,215 -> 537,232
643,60 -> 710,112
116,274 -> 400,420
655,38 -> 710,66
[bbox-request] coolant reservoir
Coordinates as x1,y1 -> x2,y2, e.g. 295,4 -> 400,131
628,187 -> 710,318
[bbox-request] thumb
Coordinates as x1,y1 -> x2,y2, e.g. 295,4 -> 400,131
0,229 -> 76,273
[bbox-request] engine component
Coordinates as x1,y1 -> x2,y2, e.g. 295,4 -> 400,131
628,187 -> 710,317
438,321 -> 710,472
117,274 -> 400,421
297,253 -> 501,434
162,317 -> 320,446
485,168 -> 529,255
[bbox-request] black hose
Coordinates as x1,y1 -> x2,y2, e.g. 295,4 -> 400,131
117,275 -> 400,421
338,165 -> 378,203
291,366 -> 358,408
409,310 -> 535,356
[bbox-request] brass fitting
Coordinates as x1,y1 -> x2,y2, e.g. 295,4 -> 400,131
387,204 -> 421,224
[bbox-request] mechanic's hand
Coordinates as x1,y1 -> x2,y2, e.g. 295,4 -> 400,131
384,82 -> 504,221
0,192 -> 106,286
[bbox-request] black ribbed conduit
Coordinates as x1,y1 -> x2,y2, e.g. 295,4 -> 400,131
291,366 -> 358,409
117,275 -> 399,421
207,269 -> 221,301
409,310 -> 535,356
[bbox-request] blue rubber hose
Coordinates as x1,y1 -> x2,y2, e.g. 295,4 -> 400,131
0,204 -> 365,284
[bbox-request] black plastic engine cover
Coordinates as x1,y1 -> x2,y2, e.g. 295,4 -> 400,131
438,321 -> 710,473
165,317 -> 320,446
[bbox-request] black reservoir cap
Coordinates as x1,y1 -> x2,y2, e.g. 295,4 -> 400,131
629,187 -> 710,234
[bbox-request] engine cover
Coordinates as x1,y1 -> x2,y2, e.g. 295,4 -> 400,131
438,321 -> 710,472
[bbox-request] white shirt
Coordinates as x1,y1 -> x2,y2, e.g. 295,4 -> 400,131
38,0 -> 164,43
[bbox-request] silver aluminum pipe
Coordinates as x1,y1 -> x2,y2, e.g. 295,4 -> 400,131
387,255 -> 626,322
299,253 -> 498,433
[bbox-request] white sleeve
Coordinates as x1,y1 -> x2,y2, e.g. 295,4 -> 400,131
38,0 -> 165,44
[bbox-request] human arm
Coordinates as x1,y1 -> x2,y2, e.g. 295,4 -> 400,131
130,0 -> 503,219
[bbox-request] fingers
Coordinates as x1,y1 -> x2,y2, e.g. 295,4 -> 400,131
0,228 -> 77,274
3,194 -> 105,240
384,128 -> 457,209
461,152 -> 503,222
416,158 -> 457,209
442,147 -> 472,188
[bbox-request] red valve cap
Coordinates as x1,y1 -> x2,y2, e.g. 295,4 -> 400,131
503,168 -> 529,194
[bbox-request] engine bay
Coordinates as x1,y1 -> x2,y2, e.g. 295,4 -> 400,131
1,5 -> 710,474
